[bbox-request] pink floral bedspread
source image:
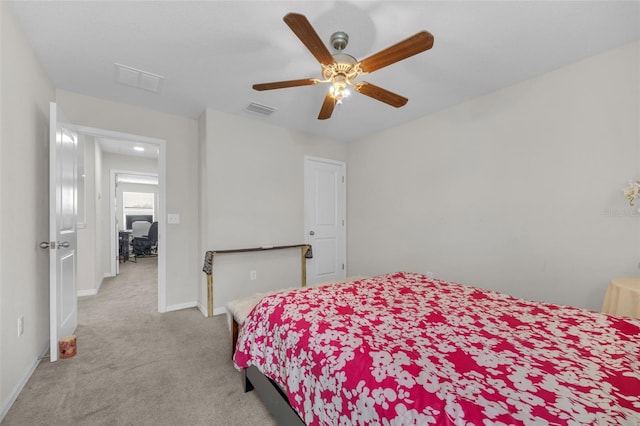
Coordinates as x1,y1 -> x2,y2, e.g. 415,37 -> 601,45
233,272 -> 640,425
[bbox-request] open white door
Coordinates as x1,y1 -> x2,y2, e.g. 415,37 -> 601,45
304,156 -> 346,285
47,102 -> 78,362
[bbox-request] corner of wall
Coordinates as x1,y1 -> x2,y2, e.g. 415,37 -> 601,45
1,1 -> 56,419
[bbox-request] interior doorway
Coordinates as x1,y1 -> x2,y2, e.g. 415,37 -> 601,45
111,170 -> 159,275
76,125 -> 168,313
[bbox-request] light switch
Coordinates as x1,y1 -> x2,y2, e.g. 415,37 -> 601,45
167,214 -> 180,224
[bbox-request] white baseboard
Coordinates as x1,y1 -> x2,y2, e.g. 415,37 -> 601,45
0,342 -> 48,422
165,301 -> 197,312
196,302 -> 226,317
165,302 -> 225,316
77,276 -> 104,298
196,302 -> 208,317
213,306 -> 227,316
97,275 -> 104,293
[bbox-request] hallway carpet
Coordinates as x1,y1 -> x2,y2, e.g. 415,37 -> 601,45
2,257 -> 275,425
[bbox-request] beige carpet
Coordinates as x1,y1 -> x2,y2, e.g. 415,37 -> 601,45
2,257 -> 276,425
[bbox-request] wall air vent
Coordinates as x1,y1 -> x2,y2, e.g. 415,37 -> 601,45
114,63 -> 164,93
245,102 -> 277,117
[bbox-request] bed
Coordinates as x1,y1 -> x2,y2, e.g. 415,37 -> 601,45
233,272 -> 640,425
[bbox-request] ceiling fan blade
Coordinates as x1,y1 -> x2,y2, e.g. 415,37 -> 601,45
354,82 -> 408,107
253,78 -> 318,91
283,13 -> 335,66
359,31 -> 434,74
318,93 -> 336,120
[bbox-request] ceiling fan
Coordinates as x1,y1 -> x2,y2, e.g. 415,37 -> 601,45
252,13 -> 434,120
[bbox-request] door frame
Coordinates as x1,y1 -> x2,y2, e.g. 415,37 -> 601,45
77,125 -> 167,313
109,168 -> 159,275
304,155 -> 347,284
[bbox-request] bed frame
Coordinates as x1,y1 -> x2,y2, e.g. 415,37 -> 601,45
242,365 -> 305,425
229,276 -> 364,425
202,244 -> 312,317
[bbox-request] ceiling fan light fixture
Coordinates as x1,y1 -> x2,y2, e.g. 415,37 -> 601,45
330,75 -> 351,104
329,82 -> 350,104
321,61 -> 358,83
252,13 -> 434,120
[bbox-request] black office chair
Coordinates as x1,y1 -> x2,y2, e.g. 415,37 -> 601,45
132,221 -> 158,257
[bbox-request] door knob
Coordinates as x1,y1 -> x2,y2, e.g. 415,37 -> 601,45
40,241 -> 54,249
309,231 -> 315,236
57,241 -> 70,248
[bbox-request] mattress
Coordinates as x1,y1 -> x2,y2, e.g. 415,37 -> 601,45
234,272 -> 640,425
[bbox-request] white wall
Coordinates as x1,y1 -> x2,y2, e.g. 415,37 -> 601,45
56,90 -> 199,310
348,41 -> 640,311
197,111 -> 209,314
201,109 -> 348,313
0,2 -> 55,418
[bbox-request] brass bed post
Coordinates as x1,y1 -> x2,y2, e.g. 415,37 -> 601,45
202,251 -> 215,317
207,273 -> 214,317
301,244 -> 311,287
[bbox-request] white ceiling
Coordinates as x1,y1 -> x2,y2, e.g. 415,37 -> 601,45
97,137 -> 159,159
116,173 -> 159,186
9,1 -> 640,143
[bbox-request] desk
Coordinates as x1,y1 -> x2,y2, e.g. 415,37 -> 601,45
602,277 -> 640,319
118,230 -> 135,263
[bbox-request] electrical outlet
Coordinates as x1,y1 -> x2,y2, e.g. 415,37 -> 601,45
250,270 -> 257,281
17,316 -> 24,337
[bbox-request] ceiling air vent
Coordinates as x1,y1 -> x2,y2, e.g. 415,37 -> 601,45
114,63 -> 164,93
245,102 -> 276,117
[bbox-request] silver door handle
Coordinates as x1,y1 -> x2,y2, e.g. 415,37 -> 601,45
40,241 -> 54,249
309,231 -> 315,236
57,241 -> 70,248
